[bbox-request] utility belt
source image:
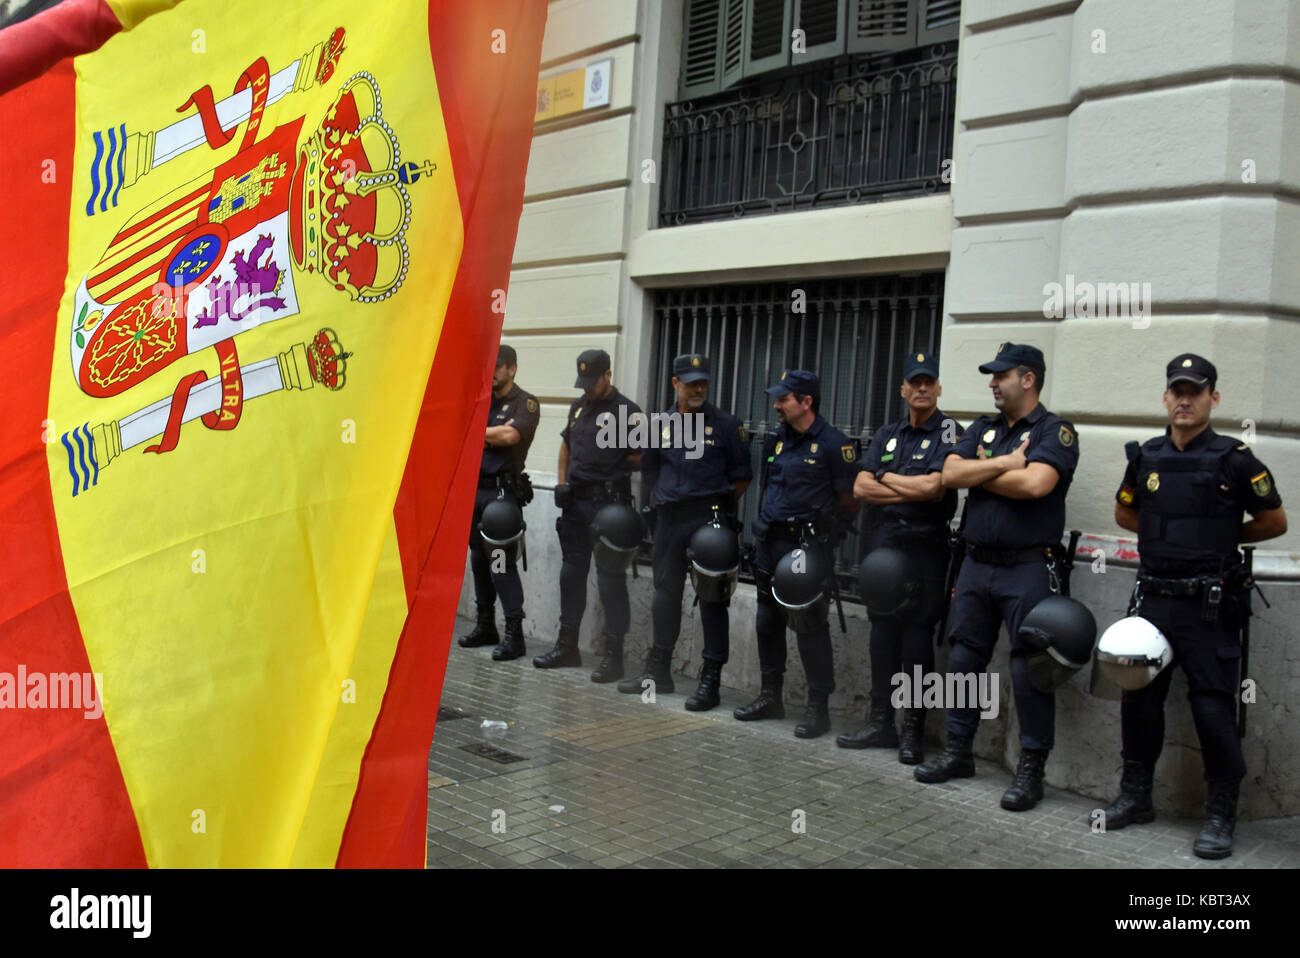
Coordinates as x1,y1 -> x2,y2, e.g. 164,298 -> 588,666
966,543 -> 1058,566
479,470 -> 534,505
1134,573 -> 1238,624
570,477 -> 632,504
656,496 -> 735,521
883,517 -> 950,544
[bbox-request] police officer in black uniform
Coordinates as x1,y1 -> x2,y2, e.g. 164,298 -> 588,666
619,353 -> 753,708
1104,353 -> 1286,859
915,343 -> 1079,811
734,370 -> 860,738
839,351 -> 962,762
535,349 -> 645,676
459,344 -> 541,660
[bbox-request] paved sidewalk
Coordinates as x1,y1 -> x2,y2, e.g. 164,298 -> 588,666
427,618 -> 1300,869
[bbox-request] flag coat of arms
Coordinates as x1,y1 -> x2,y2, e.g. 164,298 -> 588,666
0,0 -> 546,866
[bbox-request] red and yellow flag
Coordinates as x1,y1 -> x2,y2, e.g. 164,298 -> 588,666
0,0 -> 545,866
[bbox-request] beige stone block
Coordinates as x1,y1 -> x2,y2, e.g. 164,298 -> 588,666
953,116 -> 1068,218
513,187 -> 627,264
505,261 -> 622,332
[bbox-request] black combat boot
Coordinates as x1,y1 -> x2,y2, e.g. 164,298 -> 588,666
1099,760 -> 1155,829
914,733 -> 975,783
897,709 -> 927,765
835,697 -> 898,749
684,659 -> 723,712
733,672 -> 785,721
794,694 -> 831,739
532,626 -> 582,669
1000,749 -> 1048,811
589,633 -> 624,683
491,616 -> 526,661
616,647 -> 674,694
1193,781 -> 1240,860
457,604 -> 499,648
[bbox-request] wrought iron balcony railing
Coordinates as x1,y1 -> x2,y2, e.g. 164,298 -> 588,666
659,44 -> 957,227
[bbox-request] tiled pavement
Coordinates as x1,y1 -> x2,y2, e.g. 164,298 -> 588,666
428,617 -> 1300,869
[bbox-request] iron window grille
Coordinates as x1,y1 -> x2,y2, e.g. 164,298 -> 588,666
646,274 -> 947,601
661,43 -> 956,227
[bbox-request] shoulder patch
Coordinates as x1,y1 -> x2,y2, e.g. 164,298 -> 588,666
1118,486 -> 1135,506
526,398 -> 538,413
842,445 -> 855,463
1058,425 -> 1075,447
1251,470 -> 1272,498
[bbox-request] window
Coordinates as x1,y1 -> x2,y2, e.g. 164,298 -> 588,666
646,274 -> 947,600
680,0 -> 961,99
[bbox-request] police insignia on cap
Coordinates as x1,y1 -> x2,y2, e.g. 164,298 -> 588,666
921,439 -> 930,449
916,353 -> 924,362
526,398 -> 538,413
1251,470 -> 1272,497
997,343 -> 1006,353
692,356 -> 701,367
781,370 -> 789,381
1182,358 -> 1193,367
775,441 -> 783,455
885,437 -> 897,452
1146,472 -> 1160,492
842,445 -> 855,462
982,428 -> 996,443
1058,425 -> 1074,447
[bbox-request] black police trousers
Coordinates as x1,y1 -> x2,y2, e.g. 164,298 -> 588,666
945,556 -> 1056,751
1121,593 -> 1245,784
557,498 -> 630,637
866,525 -> 945,705
652,501 -> 730,663
754,534 -> 834,698
468,487 -> 525,619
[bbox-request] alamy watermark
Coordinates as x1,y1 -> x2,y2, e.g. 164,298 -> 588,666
1042,273 -> 1152,328
891,666 -> 999,719
0,666 -> 103,719
595,408 -> 706,460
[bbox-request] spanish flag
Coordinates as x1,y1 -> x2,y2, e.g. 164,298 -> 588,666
0,0 -> 545,866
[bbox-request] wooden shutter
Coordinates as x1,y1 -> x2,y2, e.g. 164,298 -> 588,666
847,0 -> 914,53
742,0 -> 792,78
793,0 -> 847,63
918,0 -> 960,44
720,0 -> 749,88
680,0 -> 725,98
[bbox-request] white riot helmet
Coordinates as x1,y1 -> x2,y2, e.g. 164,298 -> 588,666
1095,617 -> 1173,691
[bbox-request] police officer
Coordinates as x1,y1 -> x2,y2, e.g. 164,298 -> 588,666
459,344 -> 540,660
619,354 -> 753,708
839,351 -> 961,762
1103,354 -> 1286,859
535,349 -> 645,676
734,370 -> 860,738
915,343 -> 1079,811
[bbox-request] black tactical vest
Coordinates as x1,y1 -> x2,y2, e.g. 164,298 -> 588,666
1132,433 -> 1242,576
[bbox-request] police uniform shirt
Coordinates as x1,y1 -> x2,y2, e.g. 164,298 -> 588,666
859,408 -> 962,525
642,401 -> 753,505
760,416 -> 859,523
952,403 -> 1079,548
481,384 -> 540,477
1115,426 -> 1282,576
561,386 -> 645,484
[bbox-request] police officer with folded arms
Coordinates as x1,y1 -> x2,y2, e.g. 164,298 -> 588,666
459,344 -> 540,660
619,354 -> 752,708
915,343 -> 1079,811
536,349 -> 645,678
1102,353 -> 1286,859
735,370 -> 860,738
840,351 -> 961,763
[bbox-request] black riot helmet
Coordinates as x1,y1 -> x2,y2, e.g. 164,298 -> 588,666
857,547 -> 923,620
771,547 -> 830,633
479,495 -> 525,563
688,517 -> 741,604
590,502 -> 643,573
1017,596 -> 1098,692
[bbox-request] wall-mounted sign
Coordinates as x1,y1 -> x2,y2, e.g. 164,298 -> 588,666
536,57 -> 612,122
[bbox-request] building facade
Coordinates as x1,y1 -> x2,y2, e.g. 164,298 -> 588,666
461,0 -> 1300,818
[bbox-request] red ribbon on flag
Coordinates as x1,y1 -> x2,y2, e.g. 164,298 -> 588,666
144,339 -> 242,454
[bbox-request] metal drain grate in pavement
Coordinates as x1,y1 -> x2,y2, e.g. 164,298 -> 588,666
457,743 -> 527,764
438,705 -> 470,721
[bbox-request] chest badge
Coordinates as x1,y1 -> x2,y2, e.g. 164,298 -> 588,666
661,427 -> 672,442
1019,431 -> 1030,444
885,437 -> 897,452
982,428 -> 996,444
1146,472 -> 1160,492
920,439 -> 930,449
810,443 -> 818,454
774,441 -> 784,456
706,425 -> 713,435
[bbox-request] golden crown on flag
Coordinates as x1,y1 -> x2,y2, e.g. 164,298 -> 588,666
290,72 -> 436,303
